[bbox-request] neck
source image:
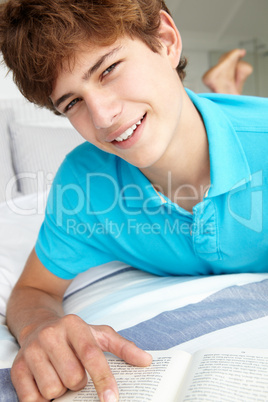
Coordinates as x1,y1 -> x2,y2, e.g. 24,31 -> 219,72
140,90 -> 210,211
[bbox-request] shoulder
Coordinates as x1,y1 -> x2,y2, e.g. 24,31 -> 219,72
45,142 -> 123,223
195,91 -> 268,173
197,92 -> 268,132
55,142 -> 120,186
66,142 -> 117,172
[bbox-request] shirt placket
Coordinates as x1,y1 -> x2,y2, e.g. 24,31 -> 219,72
191,199 -> 221,261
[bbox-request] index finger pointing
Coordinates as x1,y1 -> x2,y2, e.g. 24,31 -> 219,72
68,320 -> 119,401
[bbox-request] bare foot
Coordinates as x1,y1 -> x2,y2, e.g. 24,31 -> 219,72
202,49 -> 253,95
235,59 -> 253,94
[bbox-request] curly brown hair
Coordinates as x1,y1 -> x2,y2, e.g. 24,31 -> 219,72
0,0 -> 187,113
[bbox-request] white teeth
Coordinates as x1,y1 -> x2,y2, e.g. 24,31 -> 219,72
114,118 -> 142,142
115,127 -> 133,142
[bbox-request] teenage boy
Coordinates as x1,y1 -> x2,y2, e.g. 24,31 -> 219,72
0,0 -> 267,401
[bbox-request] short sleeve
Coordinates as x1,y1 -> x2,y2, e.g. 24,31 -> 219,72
35,147 -> 115,279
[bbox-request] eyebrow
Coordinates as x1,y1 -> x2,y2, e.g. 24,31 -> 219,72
52,45 -> 123,110
82,45 -> 122,81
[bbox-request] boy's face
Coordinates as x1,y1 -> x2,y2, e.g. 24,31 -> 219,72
51,25 -> 184,169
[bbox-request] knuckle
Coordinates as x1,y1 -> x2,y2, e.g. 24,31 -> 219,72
37,324 -> 64,351
99,324 -> 115,334
62,313 -> 81,327
94,371 -> 114,390
120,341 -> 135,359
23,341 -> 43,363
66,370 -> 87,391
42,383 -> 66,401
10,358 -> 26,381
91,325 -> 116,348
82,344 -> 100,362
38,325 -> 58,342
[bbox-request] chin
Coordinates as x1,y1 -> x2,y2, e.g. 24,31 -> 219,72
127,155 -> 161,170
136,148 -> 166,169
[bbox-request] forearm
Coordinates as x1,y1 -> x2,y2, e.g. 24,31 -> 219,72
7,284 -> 65,346
6,250 -> 151,401
7,283 -> 152,402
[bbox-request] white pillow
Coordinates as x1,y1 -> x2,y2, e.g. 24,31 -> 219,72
0,109 -> 18,203
0,191 -> 129,317
0,98 -> 72,128
9,123 -> 85,195
0,192 -> 46,316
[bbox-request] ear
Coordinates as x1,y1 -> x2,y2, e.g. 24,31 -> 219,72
158,10 -> 182,69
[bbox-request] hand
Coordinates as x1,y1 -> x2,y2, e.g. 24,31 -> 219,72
11,314 -> 152,401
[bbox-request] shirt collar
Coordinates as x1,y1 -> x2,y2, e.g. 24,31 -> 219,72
186,89 -> 251,198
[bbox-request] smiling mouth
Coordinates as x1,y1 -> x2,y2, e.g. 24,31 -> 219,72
114,115 -> 146,142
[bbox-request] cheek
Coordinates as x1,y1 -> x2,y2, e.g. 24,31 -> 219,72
119,71 -> 146,99
123,56 -> 177,108
120,57 -> 162,100
69,114 -> 96,144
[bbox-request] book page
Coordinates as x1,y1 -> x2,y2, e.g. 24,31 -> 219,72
56,350 -> 191,401
178,348 -> 268,401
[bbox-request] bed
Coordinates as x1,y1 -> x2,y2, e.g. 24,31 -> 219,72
0,99 -> 268,401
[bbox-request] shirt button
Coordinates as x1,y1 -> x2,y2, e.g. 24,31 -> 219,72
190,230 -> 193,236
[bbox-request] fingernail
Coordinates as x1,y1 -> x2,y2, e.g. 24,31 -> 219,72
102,389 -> 118,402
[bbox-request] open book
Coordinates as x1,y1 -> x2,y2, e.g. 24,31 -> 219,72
56,348 -> 268,401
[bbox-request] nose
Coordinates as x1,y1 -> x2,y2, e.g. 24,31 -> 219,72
84,89 -> 122,129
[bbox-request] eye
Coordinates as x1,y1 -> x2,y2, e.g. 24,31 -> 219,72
64,98 -> 82,114
102,62 -> 119,79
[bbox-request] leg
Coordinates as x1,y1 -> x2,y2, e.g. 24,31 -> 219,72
202,49 -> 253,95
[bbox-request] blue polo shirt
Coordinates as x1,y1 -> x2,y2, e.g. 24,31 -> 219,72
35,89 -> 268,279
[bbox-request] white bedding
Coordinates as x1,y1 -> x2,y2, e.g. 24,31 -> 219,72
0,193 -> 46,316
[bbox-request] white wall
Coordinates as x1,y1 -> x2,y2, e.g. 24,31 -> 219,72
183,49 -> 210,93
0,58 -> 24,100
